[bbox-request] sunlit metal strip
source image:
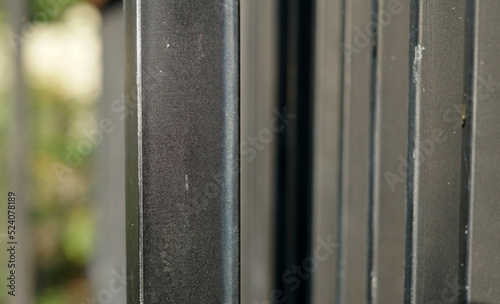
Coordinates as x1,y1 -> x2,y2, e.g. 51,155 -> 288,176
466,0 -> 500,302
405,1 -> 468,302
309,0 -> 343,303
125,0 -> 240,303
368,0 -> 409,302
241,0 -> 278,303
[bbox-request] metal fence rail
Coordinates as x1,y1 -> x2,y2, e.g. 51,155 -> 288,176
125,0 -> 500,303
406,1 -> 468,303
125,0 -> 239,303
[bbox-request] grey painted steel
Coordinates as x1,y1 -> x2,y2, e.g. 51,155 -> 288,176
310,0 -> 342,302
125,0 -> 240,303
90,4 -> 126,304
368,0 -> 409,303
467,0 -> 500,302
124,0 -> 141,302
337,0 -> 372,303
406,1 -> 468,303
241,0 -> 278,303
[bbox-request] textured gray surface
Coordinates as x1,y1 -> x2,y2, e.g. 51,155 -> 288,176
467,0 -> 500,302
406,1 -> 467,302
126,0 -> 240,303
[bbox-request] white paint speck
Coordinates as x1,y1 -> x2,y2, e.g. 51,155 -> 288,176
185,175 -> 189,190
413,45 -> 425,85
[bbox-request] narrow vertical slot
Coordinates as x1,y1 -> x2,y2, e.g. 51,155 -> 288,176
274,0 -> 316,303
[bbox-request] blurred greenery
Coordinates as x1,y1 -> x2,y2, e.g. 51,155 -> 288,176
1,0 -> 100,303
31,0 -> 85,22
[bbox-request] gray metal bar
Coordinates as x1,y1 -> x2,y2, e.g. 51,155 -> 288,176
90,4 -> 126,304
5,0 -> 34,303
405,1 -> 468,303
337,0 -> 372,302
241,0 -> 278,303
466,0 -> 500,302
368,0 -> 409,303
124,0 -> 140,302
309,0 -> 343,302
125,0 -> 240,303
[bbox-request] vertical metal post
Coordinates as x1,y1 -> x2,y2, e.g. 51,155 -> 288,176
309,0 -> 343,302
406,1 -> 468,303
5,0 -> 34,303
240,0 -> 278,303
125,0 -> 240,303
90,3 -> 126,304
368,0 -> 409,303
466,0 -> 500,302
337,0 -> 372,302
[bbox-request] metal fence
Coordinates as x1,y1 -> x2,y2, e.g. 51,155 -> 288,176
125,0 -> 500,303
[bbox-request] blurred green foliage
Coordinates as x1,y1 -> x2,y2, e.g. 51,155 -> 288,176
1,1 -> 99,303
30,83 -> 97,304
0,1 -> 102,303
31,0 -> 86,22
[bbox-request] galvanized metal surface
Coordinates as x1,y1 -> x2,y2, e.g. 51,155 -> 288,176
405,1 -> 468,303
466,0 -> 500,302
125,0 -> 240,303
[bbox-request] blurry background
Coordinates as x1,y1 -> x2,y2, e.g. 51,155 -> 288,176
0,0 -> 126,303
